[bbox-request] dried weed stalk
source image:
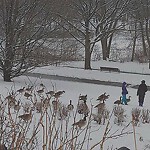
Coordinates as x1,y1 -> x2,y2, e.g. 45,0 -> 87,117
113,106 -> 126,126
141,109 -> 150,124
131,108 -> 141,126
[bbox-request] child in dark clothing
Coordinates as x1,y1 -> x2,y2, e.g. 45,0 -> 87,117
122,82 -> 128,105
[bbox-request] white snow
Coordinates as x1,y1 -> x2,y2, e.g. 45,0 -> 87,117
0,60 -> 150,150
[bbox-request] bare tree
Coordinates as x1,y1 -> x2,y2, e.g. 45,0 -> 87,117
94,0 -> 131,60
54,0 -> 100,69
0,0 -> 55,81
56,0 -> 130,69
128,0 -> 150,65
143,0 -> 150,68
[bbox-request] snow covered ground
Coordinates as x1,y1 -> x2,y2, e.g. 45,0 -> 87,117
0,60 -> 150,150
33,60 -> 150,85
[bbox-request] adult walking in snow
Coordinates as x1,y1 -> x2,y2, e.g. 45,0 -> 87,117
137,80 -> 147,107
121,82 -> 128,105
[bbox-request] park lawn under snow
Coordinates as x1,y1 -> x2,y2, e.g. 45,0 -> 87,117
0,60 -> 150,150
32,60 -> 150,85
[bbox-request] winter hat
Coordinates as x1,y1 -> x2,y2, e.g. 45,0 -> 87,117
123,82 -> 126,85
141,80 -> 145,83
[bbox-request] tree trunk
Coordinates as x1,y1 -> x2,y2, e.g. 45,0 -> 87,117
3,72 -> 12,82
84,51 -> 91,70
140,22 -> 147,56
145,20 -> 150,69
107,20 -> 118,58
3,61 -> 12,82
84,21 -> 91,70
2,0 -> 14,82
84,36 -> 91,69
131,36 -> 137,62
131,21 -> 137,62
3,36 -> 14,82
107,35 -> 113,58
101,38 -> 108,60
3,44 -> 14,82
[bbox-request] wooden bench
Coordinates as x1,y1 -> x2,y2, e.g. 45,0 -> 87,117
100,67 -> 120,72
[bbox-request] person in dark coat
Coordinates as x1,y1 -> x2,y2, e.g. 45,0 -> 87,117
137,80 -> 147,107
121,82 -> 128,105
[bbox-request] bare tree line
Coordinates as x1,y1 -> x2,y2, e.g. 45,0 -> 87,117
0,0 -> 150,81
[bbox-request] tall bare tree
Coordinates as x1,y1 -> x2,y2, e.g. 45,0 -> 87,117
51,0 -> 95,69
0,0 -> 55,81
128,0 -> 150,66
143,0 -> 150,68
56,0 -> 130,69
94,0 -> 130,60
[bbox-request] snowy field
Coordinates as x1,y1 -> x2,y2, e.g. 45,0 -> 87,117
33,60 -> 150,85
0,60 -> 150,150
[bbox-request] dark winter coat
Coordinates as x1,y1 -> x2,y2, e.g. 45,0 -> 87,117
137,83 -> 147,96
122,82 -> 128,95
